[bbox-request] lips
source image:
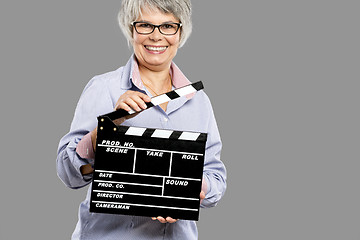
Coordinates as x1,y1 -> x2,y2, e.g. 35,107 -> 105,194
144,45 -> 168,53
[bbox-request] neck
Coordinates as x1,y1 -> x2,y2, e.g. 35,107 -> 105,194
138,64 -> 172,90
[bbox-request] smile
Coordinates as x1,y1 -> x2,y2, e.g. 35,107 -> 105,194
144,45 -> 168,52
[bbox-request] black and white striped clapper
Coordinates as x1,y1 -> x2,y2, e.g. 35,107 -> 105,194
90,81 -> 207,221
104,81 -> 204,121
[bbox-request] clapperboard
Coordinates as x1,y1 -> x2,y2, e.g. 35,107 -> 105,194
90,81 -> 207,220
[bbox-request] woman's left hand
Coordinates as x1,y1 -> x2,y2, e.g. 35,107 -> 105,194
152,216 -> 178,224
152,185 -> 207,223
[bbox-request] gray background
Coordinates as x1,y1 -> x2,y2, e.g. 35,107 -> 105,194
0,0 -> 359,239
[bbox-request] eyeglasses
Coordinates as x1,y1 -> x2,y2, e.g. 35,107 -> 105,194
131,21 -> 182,35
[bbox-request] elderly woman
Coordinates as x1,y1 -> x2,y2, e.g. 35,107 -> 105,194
57,0 -> 226,239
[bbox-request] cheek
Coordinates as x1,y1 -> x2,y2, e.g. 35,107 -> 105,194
133,33 -> 144,45
167,35 -> 181,47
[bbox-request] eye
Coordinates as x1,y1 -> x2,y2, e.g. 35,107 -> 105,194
161,24 -> 176,29
138,23 -> 153,29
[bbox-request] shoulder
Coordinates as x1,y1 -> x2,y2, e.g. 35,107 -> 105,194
84,66 -> 125,92
86,55 -> 134,92
191,89 -> 213,109
75,66 -> 126,114
181,89 -> 215,125
79,65 -> 130,103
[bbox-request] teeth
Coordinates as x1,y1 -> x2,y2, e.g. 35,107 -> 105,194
145,46 -> 167,51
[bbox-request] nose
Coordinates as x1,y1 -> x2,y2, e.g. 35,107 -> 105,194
149,27 -> 163,41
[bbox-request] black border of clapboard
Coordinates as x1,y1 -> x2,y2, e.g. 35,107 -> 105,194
89,81 -> 207,221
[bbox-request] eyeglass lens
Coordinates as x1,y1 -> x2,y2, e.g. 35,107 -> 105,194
134,22 -> 180,35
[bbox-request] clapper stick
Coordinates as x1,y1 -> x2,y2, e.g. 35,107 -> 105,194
103,81 -> 204,121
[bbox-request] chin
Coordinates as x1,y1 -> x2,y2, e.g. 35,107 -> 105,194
143,55 -> 171,68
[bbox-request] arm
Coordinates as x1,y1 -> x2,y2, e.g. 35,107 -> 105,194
56,77 -> 113,189
200,99 -> 227,208
77,129 -> 97,175
56,78 -> 151,188
56,131 -> 95,189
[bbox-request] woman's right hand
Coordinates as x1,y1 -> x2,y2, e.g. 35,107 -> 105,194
81,91 -> 151,176
112,90 -> 151,126
115,90 -> 151,112
93,90 -> 151,150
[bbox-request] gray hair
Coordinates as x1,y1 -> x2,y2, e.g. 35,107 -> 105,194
118,0 -> 192,48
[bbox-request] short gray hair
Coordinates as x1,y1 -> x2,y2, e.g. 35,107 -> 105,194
118,0 -> 192,48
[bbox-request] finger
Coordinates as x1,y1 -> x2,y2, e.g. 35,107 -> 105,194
121,91 -> 151,111
115,101 -> 132,112
165,217 -> 178,223
200,191 -> 205,200
131,95 -> 149,110
118,98 -> 141,112
151,217 -> 157,220
156,216 -> 167,224
126,91 -> 151,103
115,91 -> 149,110
138,92 -> 151,103
200,190 -> 206,204
125,98 -> 143,112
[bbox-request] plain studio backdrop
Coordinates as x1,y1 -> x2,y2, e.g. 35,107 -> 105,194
0,0 -> 359,239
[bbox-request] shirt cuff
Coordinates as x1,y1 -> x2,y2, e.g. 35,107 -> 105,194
76,132 -> 95,160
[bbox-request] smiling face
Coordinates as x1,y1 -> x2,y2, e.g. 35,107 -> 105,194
132,8 -> 181,72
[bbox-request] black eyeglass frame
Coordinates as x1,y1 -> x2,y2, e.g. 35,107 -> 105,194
131,21 -> 182,35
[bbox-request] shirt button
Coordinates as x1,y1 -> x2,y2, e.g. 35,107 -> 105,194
164,118 -> 169,122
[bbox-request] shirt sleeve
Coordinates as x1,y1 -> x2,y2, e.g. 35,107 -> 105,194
200,97 -> 227,209
56,77 -> 114,189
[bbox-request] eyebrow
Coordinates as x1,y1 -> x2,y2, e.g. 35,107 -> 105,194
137,20 -> 178,24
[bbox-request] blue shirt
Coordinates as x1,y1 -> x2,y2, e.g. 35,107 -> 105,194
57,55 -> 227,240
